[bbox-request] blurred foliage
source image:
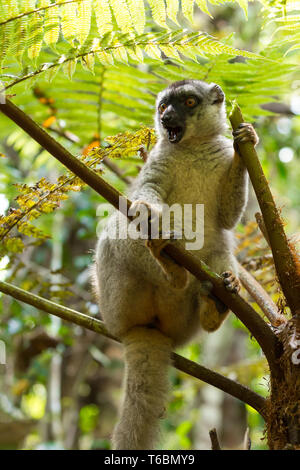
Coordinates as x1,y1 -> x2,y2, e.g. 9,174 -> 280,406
0,0 -> 299,451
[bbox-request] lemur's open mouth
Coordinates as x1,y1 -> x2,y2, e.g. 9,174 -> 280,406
166,126 -> 184,143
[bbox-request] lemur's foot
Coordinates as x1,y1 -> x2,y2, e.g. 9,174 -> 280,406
199,296 -> 229,332
233,123 -> 259,153
146,235 -> 188,290
222,271 -> 240,294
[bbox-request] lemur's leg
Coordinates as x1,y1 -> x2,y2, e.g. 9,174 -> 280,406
198,252 -> 240,332
199,274 -> 240,332
130,199 -> 188,289
146,237 -> 188,289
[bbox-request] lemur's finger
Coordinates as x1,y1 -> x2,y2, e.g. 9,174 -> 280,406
233,123 -> 259,146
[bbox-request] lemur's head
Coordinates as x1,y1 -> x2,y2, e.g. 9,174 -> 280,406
155,80 -> 227,144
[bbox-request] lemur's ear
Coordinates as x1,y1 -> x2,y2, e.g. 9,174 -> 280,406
210,84 -> 225,104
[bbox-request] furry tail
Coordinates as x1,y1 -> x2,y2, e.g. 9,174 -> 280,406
113,326 -> 172,450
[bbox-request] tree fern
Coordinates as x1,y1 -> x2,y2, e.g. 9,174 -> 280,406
0,0 -> 297,155
1,28 -> 262,92
0,0 -> 255,68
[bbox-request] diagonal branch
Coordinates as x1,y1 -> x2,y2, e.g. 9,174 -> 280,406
238,263 -> 286,327
230,104 -> 300,316
0,98 -> 281,375
0,280 -> 267,417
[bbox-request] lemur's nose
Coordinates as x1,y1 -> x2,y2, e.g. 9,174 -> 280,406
161,107 -> 178,126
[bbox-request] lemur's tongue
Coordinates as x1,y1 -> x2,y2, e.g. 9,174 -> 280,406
167,126 -> 183,143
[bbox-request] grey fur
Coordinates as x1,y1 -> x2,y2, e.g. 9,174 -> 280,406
93,80 -> 253,449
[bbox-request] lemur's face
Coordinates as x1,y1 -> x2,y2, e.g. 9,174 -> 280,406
155,80 -> 227,144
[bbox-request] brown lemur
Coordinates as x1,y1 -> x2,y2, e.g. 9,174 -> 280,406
93,80 -> 258,450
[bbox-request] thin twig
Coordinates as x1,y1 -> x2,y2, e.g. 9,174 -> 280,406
102,157 -> 132,185
238,263 -> 286,327
0,280 -> 267,416
48,126 -> 132,185
243,428 -> 251,450
255,212 -> 271,248
209,428 -> 222,450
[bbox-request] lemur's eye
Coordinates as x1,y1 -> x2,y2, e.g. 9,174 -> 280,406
159,103 -> 167,114
185,97 -> 197,108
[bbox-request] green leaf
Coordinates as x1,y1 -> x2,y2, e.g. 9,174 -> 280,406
42,0 -> 60,46
127,0 -> 145,35
147,0 -> 167,28
182,0 -> 194,24
63,58 -> 77,80
110,0 -> 134,33
93,0 -> 113,35
166,0 -> 179,24
59,0 -> 78,43
77,0 -> 92,45
144,43 -> 162,60
27,12 -> 44,60
195,0 -> 212,17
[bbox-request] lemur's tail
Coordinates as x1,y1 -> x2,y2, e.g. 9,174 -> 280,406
112,326 -> 172,450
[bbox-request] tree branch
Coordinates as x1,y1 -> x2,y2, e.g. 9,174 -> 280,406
255,212 -> 271,248
0,99 -> 281,374
230,103 -> 300,316
238,263 -> 286,327
0,280 -> 267,417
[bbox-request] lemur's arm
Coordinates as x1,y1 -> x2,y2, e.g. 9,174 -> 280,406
219,150 -> 248,229
219,123 -> 258,229
131,158 -> 188,289
131,158 -> 173,206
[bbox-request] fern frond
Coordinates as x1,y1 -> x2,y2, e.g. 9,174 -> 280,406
0,0 -> 256,67
93,0 -> 113,36
43,0 -> 60,46
195,0 -> 212,17
109,0 -> 134,34
166,0 -> 180,24
0,127 -> 155,256
77,0 -> 92,45
126,0 -> 145,35
2,29 -> 261,92
260,0 -> 300,54
182,0 -> 195,24
147,0 -> 167,28
59,1 -> 78,44
27,11 -> 44,60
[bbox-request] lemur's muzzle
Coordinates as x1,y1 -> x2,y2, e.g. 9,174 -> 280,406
161,109 -> 184,144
